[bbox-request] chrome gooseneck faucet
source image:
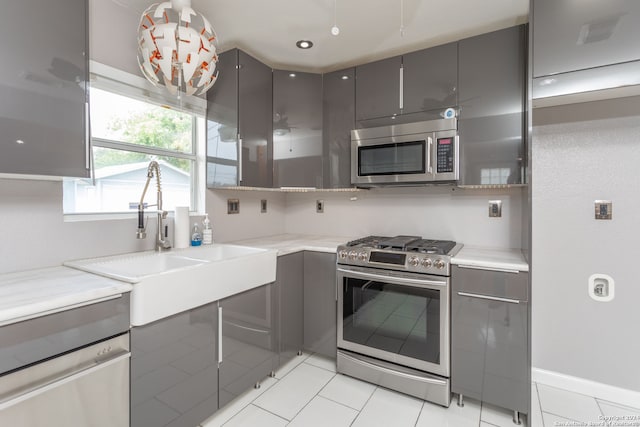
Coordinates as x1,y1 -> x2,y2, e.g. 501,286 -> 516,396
136,161 -> 171,251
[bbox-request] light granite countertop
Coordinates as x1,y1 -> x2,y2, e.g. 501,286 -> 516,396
0,266 -> 132,326
451,246 -> 529,272
231,234 -> 354,256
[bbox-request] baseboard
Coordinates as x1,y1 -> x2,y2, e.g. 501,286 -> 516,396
532,367 -> 640,409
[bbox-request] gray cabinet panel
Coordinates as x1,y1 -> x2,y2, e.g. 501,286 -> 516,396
273,70 -> 323,188
206,49 -> 272,187
402,42 -> 458,115
533,0 -> 640,78
131,304 -> 218,427
219,283 -> 278,407
355,56 -> 402,122
277,252 -> 304,364
322,68 -> 355,188
458,25 -> 526,185
0,0 -> 88,177
451,266 -> 529,414
303,252 -> 337,359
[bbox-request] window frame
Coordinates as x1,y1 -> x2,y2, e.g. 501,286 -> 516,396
63,62 -> 207,220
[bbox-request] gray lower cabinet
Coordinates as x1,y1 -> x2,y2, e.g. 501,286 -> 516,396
303,252 -> 337,358
131,283 -> 277,427
458,25 -> 526,186
277,252 -> 304,364
0,0 -> 88,177
322,68 -> 355,188
451,265 -> 529,415
131,303 -> 219,427
219,283 -> 279,407
273,70 -> 323,188
207,49 -> 273,187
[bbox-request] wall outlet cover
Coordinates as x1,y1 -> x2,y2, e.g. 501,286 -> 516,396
316,199 -> 324,213
227,199 -> 240,214
594,200 -> 612,220
261,199 -> 267,213
489,200 -> 502,218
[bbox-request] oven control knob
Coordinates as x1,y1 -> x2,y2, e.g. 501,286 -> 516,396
408,256 -> 420,267
434,259 -> 446,269
348,251 -> 358,260
339,250 -> 348,260
358,252 -> 368,261
421,258 -> 433,268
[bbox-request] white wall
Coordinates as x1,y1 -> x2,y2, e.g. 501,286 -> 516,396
532,96 -> 640,392
0,178 -> 155,274
283,187 -> 524,248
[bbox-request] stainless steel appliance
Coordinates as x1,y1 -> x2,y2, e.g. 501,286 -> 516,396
336,236 -> 462,407
0,295 -> 130,426
351,119 -> 458,186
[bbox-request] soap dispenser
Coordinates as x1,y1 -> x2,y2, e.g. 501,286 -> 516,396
202,213 -> 213,245
191,222 -> 202,246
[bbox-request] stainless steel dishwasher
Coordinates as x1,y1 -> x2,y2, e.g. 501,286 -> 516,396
0,294 -> 131,427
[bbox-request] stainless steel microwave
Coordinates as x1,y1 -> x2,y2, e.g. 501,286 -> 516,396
351,118 -> 458,186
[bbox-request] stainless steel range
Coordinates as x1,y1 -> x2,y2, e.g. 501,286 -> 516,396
336,235 -> 462,407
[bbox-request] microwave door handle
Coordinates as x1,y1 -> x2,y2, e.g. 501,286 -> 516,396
427,137 -> 433,174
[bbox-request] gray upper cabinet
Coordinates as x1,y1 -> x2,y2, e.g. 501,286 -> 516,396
458,25 -> 526,186
355,56 -> 402,123
322,68 -> 355,188
276,252 -> 304,365
303,252 -> 337,359
207,49 -> 273,188
451,265 -> 529,415
402,42 -> 458,117
273,70 -> 323,188
0,0 -> 88,177
533,0 -> 640,77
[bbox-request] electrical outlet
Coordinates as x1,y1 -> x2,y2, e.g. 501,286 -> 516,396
227,199 -> 240,214
594,200 -> 612,220
261,199 -> 267,213
316,199 -> 324,213
488,200 -> 502,218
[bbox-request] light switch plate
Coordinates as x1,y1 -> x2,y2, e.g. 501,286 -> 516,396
488,200 -> 502,218
594,200 -> 612,220
227,199 -> 240,214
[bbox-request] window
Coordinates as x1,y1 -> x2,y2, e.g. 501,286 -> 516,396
64,63 -> 206,216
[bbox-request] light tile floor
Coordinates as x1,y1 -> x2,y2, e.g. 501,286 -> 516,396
202,353 -> 640,427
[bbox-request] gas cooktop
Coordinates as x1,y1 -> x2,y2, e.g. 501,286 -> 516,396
338,235 -> 462,276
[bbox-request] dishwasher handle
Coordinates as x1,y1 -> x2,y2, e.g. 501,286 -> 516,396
0,351 -> 130,411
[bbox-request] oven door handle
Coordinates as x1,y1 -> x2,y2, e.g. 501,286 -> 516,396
337,268 -> 447,288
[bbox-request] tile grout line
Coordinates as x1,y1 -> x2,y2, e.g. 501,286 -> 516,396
282,372 -> 338,424
318,391 -> 370,413
533,382 -> 545,427
217,372 -> 281,426
413,400 -> 426,427
349,385 -> 379,426
248,403 -> 290,425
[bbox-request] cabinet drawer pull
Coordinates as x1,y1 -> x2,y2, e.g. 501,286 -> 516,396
457,291 -> 520,304
457,264 -> 520,274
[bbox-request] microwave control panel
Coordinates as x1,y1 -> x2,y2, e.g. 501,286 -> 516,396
436,137 -> 455,173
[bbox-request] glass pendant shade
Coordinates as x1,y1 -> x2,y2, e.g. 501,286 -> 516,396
137,0 -> 218,96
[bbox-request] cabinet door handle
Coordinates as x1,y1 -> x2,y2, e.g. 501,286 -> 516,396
217,306 -> 223,364
85,102 -> 91,170
457,291 -> 520,304
238,135 -> 243,184
399,66 -> 404,110
457,264 -> 521,274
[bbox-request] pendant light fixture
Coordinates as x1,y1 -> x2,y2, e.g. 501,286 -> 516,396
331,0 -> 340,35
137,0 -> 219,97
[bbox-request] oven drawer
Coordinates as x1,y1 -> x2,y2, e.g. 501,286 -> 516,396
452,265 -> 528,302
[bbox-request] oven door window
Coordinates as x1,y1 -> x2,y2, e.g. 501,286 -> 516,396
358,140 -> 425,176
342,276 -> 440,365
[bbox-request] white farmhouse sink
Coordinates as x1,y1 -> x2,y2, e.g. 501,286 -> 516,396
64,244 -> 277,326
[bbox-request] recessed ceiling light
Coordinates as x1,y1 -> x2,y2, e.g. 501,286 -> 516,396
289,73 -> 296,78
341,75 -> 349,80
15,139 -> 25,144
296,40 -> 313,49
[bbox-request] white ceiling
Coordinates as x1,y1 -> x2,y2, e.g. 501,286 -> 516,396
117,0 -> 529,73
